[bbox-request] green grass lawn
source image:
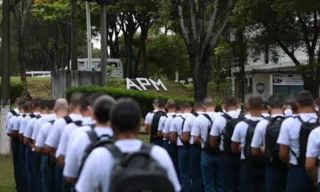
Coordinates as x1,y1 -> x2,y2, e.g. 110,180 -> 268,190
0,134 -> 150,191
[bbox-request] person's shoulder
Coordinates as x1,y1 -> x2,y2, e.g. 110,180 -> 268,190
150,145 -> 170,159
281,116 -> 296,126
310,126 -> 320,137
235,120 -> 247,128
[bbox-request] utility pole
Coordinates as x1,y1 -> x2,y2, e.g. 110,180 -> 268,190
100,2 -> 108,86
86,1 -> 93,71
71,0 -> 78,70
0,0 -> 12,154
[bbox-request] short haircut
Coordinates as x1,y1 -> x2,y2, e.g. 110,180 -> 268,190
32,99 -> 42,109
203,97 -> 215,107
93,95 -> 116,123
110,98 -> 142,132
23,101 -> 32,112
166,99 -> 176,109
248,96 -> 263,109
89,92 -> 106,107
157,99 -> 166,108
39,100 -> 48,110
80,93 -> 91,111
175,102 -> 182,111
70,92 -> 83,106
153,99 -> 158,105
263,101 -> 269,110
223,96 -> 237,107
181,101 -> 192,109
15,97 -> 23,105
55,99 -> 69,111
297,91 -> 314,107
47,100 -> 56,110
314,98 -> 320,106
18,99 -> 26,108
288,100 -> 298,112
268,95 -> 285,109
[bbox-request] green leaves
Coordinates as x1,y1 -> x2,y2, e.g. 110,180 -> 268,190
32,1 -> 71,22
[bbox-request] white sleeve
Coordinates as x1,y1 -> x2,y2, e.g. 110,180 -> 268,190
158,117 -> 166,131
210,117 -> 224,136
251,121 -> 265,148
191,118 -> 201,136
56,125 -> 72,157
35,124 -> 49,148
24,120 -> 33,138
6,112 -> 13,128
306,129 -> 320,157
277,119 -> 291,146
45,120 -> 64,148
231,122 -> 243,143
32,120 -> 41,140
163,117 -> 172,134
170,119 -> 177,132
183,117 -> 192,132
151,146 -> 182,192
144,113 -> 151,124
7,118 -> 15,134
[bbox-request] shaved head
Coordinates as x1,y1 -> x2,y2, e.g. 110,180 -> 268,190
54,98 -> 69,111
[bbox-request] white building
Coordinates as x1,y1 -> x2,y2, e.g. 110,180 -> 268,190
231,43 -> 309,102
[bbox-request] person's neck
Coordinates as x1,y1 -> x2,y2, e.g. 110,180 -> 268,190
34,110 -> 41,113
196,109 -> 204,112
81,111 -> 91,118
167,109 -> 175,113
56,111 -> 68,118
158,108 -> 165,111
70,110 -> 81,115
271,108 -> 283,115
115,132 -> 138,140
47,110 -> 55,114
299,107 -> 314,114
226,107 -> 237,112
96,122 -> 110,128
250,110 -> 262,117
205,107 -> 215,112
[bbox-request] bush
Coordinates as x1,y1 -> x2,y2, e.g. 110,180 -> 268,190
0,82 -> 24,105
65,86 -> 193,115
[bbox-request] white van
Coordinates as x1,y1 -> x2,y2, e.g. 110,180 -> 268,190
75,58 -> 124,78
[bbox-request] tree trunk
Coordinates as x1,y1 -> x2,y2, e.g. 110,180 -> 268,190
125,35 -> 133,78
141,32 -> 148,78
191,54 -> 209,102
134,48 -> 142,78
18,34 -> 27,84
303,76 -> 320,99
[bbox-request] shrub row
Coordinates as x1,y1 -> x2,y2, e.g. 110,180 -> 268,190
0,82 -> 24,105
66,86 -> 223,115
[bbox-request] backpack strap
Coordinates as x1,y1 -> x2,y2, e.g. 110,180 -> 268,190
107,145 -> 123,159
202,114 -> 213,124
86,130 -> 99,143
73,120 -> 83,127
48,120 -> 55,125
10,110 -> 18,116
64,116 -> 73,124
22,114 -> 27,117
36,115 -> 42,119
29,114 -> 36,118
178,115 -> 187,145
140,143 -> 153,154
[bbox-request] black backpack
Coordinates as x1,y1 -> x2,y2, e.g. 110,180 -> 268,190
202,114 -> 214,153
292,116 -> 320,166
178,116 -> 188,145
78,125 -> 114,177
243,119 -> 263,164
264,116 -> 286,167
107,143 -> 175,192
150,111 -> 167,142
222,113 -> 244,154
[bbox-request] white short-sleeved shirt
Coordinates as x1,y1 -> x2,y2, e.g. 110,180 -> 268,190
163,113 -> 180,134
191,112 -> 219,148
19,115 -> 32,134
35,122 -> 54,148
7,116 -> 17,134
262,113 -> 270,118
32,114 -> 57,141
6,108 -> 19,128
45,114 -> 82,148
170,113 -> 191,146
183,112 -> 204,144
210,110 -> 240,151
75,139 -> 181,192
251,114 -> 284,148
158,113 -> 175,140
56,117 -> 94,158
284,109 -> 293,117
306,127 -> 320,183
231,116 -> 263,159
277,113 -> 318,165
13,115 -> 25,131
23,113 -> 41,138
63,127 -> 113,178
144,110 -> 158,125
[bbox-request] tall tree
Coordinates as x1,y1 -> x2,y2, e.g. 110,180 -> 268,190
172,0 -> 234,101
234,0 -> 320,97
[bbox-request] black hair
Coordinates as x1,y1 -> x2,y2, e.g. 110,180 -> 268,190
223,96 -> 237,107
314,98 -> 320,106
89,92 -> 106,107
203,97 -> 215,107
290,100 -> 298,113
297,91 -> 314,107
157,99 -> 166,108
93,95 -> 116,123
248,96 -> 263,110
194,101 -> 203,108
70,92 -> 83,106
32,99 -> 42,109
18,99 -> 26,109
110,98 -> 142,132
268,94 -> 285,109
263,101 -> 269,110
166,99 -> 176,109
47,100 -> 56,110
80,93 -> 91,111
39,100 -> 48,110
153,99 -> 158,105
175,102 -> 182,111
15,97 -> 23,105
23,101 -> 32,112
181,101 -> 193,109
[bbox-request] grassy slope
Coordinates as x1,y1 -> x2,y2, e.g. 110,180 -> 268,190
0,155 -> 15,192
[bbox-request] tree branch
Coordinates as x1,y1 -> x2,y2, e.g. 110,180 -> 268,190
296,11 -> 311,52
311,11 -> 319,50
176,0 -> 190,45
202,0 -> 220,52
9,0 -> 22,11
189,0 -> 197,39
21,0 -> 35,36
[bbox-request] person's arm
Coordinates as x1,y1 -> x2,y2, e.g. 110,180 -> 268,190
169,119 -> 178,143
251,121 -> 265,156
182,118 -> 192,144
144,113 -> 151,133
163,117 -> 172,140
277,119 -> 291,164
210,117 -> 224,150
157,117 -> 165,137
305,130 -> 319,187
231,122 -> 243,153
191,118 -> 202,145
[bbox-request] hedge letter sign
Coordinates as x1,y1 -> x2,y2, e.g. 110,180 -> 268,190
126,78 -> 168,91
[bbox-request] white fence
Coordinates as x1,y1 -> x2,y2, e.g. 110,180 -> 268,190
26,71 -> 51,77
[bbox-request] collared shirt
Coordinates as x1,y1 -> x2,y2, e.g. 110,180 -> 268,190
306,127 -> 320,183
251,114 -> 284,148
191,112 -> 219,148
19,114 -> 32,135
144,110 -> 158,125
158,112 -> 175,140
277,113 -> 318,165
32,114 -> 56,141
45,114 -> 82,148
64,126 -> 113,179
75,139 -> 181,192
35,122 -> 54,148
231,116 -> 264,159
210,110 -> 240,151
170,113 -> 191,146
183,112 -> 205,144
6,108 -> 19,128
13,115 -> 24,132
7,116 -> 17,134
163,113 -> 180,134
